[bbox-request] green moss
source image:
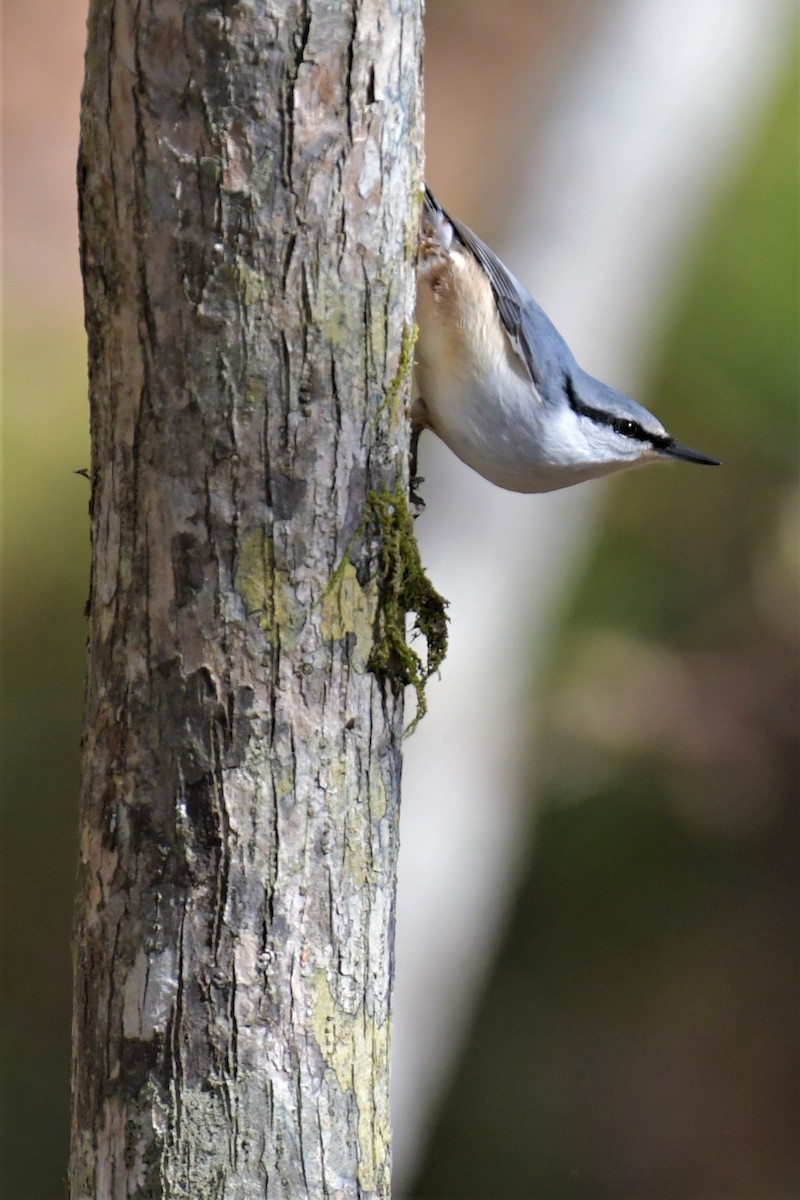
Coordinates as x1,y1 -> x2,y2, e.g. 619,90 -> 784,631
320,560 -> 377,673
197,154 -> 222,185
235,528 -> 302,649
233,258 -> 271,308
235,528 -> 277,628
375,322 -> 417,427
310,970 -> 391,1193
366,486 -> 448,733
320,479 -> 448,730
404,191 -> 425,262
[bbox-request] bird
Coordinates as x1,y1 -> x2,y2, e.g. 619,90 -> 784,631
411,186 -> 719,498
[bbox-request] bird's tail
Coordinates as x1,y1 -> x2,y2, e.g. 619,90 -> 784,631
423,183 -> 442,218
421,184 -> 454,256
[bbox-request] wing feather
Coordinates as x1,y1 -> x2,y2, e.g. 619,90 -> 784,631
424,186 -> 540,386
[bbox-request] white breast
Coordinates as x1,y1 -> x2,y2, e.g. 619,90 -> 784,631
415,247 -> 577,492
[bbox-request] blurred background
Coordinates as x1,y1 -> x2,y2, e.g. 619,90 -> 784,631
2,2 -> 798,1198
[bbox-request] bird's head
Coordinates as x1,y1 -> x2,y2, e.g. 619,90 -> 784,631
544,369 -> 720,481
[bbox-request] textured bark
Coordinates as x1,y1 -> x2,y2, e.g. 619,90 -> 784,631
70,1 -> 423,1196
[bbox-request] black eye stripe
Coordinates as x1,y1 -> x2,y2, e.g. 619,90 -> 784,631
564,374 -> 671,449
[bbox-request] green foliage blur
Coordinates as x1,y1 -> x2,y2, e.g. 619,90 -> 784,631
413,59 -> 799,1200
3,336 -> 89,1195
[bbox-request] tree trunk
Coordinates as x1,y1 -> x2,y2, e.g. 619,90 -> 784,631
70,2 -> 432,1196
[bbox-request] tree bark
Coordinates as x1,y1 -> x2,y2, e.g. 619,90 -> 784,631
70,1 -> 427,1196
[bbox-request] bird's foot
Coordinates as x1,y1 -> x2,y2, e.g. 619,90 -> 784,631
409,475 -> 426,516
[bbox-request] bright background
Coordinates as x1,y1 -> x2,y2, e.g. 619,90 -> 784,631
2,2 -> 798,1198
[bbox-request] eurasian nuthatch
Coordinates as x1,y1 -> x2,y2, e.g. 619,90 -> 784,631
412,186 -> 719,496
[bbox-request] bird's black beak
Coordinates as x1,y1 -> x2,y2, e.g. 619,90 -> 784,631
660,439 -> 720,467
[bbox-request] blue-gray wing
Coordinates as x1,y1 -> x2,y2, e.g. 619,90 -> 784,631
425,185 -> 541,386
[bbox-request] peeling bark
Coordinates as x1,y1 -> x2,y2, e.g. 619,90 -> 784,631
70,1 -> 424,1196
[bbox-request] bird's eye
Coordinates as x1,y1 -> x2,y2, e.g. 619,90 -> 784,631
613,418 -> 639,438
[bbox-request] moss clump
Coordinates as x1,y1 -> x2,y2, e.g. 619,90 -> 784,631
366,486 -> 448,733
